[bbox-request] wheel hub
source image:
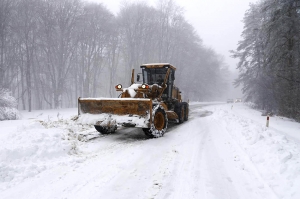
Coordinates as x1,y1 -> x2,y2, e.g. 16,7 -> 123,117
154,112 -> 165,130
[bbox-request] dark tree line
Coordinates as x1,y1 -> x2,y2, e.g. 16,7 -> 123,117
232,0 -> 300,121
0,0 -> 229,112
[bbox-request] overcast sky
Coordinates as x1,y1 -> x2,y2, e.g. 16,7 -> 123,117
86,0 -> 258,71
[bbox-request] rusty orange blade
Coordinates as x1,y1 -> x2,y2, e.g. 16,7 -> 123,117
78,98 -> 152,117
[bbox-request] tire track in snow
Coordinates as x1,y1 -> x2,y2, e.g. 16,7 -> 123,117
152,118 -> 211,199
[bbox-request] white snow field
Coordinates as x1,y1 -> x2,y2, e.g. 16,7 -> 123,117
1,102 -> 300,199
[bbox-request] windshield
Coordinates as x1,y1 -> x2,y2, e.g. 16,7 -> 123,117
142,68 -> 167,85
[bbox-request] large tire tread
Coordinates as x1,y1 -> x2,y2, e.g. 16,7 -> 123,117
182,102 -> 189,121
143,106 -> 168,138
175,103 -> 184,124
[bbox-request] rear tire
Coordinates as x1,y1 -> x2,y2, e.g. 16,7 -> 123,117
182,102 -> 189,121
175,103 -> 185,124
143,105 -> 168,138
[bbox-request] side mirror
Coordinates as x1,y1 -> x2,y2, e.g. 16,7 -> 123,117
137,74 -> 141,82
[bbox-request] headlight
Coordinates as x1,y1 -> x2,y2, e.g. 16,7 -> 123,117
141,84 -> 149,89
115,84 -> 122,89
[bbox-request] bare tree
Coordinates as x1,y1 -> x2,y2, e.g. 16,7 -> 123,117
118,2 -> 160,82
38,0 -> 83,108
76,3 -> 116,98
13,0 -> 40,112
0,0 -> 14,88
0,0 -> 231,112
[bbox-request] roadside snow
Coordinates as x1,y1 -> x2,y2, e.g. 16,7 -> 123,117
0,103 -> 299,199
0,109 -> 91,190
206,104 -> 300,198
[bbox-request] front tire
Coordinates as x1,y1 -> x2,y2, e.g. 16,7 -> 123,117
142,128 -> 154,138
94,125 -> 116,134
143,105 -> 168,138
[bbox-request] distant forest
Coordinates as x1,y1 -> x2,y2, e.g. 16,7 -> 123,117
232,0 -> 300,121
0,0 -> 230,111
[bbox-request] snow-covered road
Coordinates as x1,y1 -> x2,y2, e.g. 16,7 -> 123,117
1,103 -> 300,199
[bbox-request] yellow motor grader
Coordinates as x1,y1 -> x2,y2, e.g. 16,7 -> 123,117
78,63 -> 189,138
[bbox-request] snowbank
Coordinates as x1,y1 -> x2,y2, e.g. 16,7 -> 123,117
206,103 -> 300,198
0,108 -> 91,190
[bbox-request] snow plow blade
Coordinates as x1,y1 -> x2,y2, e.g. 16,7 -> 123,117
78,97 -> 152,128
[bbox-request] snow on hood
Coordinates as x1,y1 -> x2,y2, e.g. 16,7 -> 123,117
123,83 -> 140,98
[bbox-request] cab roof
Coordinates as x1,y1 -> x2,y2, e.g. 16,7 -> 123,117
140,63 -> 176,70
